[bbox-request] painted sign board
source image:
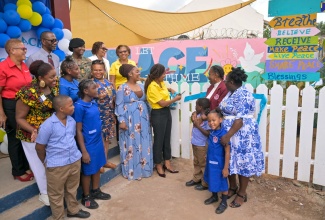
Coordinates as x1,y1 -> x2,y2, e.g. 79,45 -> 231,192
262,72 -> 320,81
265,59 -> 323,72
267,52 -> 317,60
268,0 -> 322,16
271,27 -> 320,38
267,45 -> 320,53
265,36 -> 318,46
269,14 -> 317,29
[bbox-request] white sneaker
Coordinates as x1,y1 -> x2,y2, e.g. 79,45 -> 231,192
39,193 -> 50,206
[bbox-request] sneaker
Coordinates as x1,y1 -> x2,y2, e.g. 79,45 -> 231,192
91,188 -> 111,200
67,209 -> 90,218
81,194 -> 99,209
39,193 -> 50,206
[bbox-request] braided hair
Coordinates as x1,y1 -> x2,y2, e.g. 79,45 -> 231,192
144,63 -> 165,93
60,55 -> 77,76
210,65 -> 225,79
78,79 -> 96,99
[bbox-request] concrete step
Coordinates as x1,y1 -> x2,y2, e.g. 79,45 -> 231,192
0,144 -> 121,220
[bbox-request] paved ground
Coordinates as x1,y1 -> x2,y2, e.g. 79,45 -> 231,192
71,158 -> 325,220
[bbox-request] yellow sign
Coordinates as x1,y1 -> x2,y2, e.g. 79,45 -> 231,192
269,14 -> 317,29
267,52 -> 317,60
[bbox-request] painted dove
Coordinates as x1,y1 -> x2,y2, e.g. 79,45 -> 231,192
238,42 -> 264,73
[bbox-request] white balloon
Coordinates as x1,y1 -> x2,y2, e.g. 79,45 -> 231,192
65,51 -> 73,56
62,29 -> 72,40
3,134 -> 8,145
0,142 -> 8,154
58,39 -> 70,53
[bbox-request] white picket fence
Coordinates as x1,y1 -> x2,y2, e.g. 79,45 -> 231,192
166,82 -> 325,186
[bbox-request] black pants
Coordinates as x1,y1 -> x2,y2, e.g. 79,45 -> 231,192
3,98 -> 29,176
151,107 -> 172,164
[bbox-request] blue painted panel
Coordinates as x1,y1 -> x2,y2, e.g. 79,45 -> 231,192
262,72 -> 320,81
268,0 -> 322,16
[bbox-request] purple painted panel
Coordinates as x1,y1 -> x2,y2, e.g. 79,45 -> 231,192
265,59 -> 323,72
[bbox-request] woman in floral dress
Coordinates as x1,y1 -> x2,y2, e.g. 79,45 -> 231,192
16,60 -> 59,206
91,60 -> 117,171
115,64 -> 152,180
219,67 -> 264,208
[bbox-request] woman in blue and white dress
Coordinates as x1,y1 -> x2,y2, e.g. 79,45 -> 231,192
219,67 -> 264,208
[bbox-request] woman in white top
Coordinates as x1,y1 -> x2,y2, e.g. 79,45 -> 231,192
88,41 -> 110,79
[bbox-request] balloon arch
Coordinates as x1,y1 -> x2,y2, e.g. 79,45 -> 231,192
0,0 -> 72,61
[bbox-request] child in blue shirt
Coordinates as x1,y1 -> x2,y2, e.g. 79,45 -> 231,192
186,98 -> 210,188
73,79 -> 110,209
35,95 -> 90,219
193,109 -> 230,214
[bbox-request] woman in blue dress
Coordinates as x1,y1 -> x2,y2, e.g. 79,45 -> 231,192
91,60 -> 117,172
59,56 -> 80,102
219,67 -> 264,208
115,64 -> 153,180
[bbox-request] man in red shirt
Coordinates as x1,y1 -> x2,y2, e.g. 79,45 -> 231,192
0,39 -> 33,181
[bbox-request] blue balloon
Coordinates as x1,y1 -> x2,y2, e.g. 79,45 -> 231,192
0,19 -> 7,33
53,49 -> 65,61
45,7 -> 51,14
52,18 -> 64,29
36,27 -> 50,39
41,14 -> 54,29
0,13 -> 4,19
4,3 -> 17,11
6,26 -> 21,38
0,33 -> 10,48
32,2 -> 47,15
18,19 -> 32,32
52,28 -> 63,40
31,0 -> 46,3
3,10 -> 21,26
4,0 -> 16,3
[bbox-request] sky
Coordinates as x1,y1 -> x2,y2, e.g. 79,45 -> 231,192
111,0 -> 325,22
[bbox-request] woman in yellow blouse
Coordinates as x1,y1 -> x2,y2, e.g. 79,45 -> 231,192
144,64 -> 182,178
109,45 -> 136,89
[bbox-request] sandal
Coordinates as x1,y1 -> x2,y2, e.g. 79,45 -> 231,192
227,186 -> 238,199
230,193 -> 247,208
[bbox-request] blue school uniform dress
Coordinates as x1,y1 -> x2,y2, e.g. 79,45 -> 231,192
73,99 -> 106,175
204,127 -> 228,193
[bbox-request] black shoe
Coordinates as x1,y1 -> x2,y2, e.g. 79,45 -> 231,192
195,184 -> 208,191
91,188 -> 111,200
185,180 -> 201,187
67,209 -> 90,218
81,194 -> 99,209
215,202 -> 228,214
204,195 -> 219,205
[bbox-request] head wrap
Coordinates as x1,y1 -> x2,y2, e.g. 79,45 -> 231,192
119,64 -> 135,78
69,38 -> 85,51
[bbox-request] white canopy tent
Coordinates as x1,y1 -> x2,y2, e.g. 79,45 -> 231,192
175,0 -> 264,39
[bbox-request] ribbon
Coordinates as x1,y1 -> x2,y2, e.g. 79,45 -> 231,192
253,93 -> 267,124
184,92 -> 207,102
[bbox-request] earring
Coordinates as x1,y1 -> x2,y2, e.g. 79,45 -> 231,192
39,80 -> 45,88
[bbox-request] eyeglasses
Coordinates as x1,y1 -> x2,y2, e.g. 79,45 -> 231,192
43,39 -> 58,43
100,47 -> 108,52
118,50 -> 128,54
13,47 -> 27,52
92,60 -> 104,64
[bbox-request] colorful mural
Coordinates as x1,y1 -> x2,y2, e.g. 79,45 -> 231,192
105,39 -> 267,88
0,35 -> 267,88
